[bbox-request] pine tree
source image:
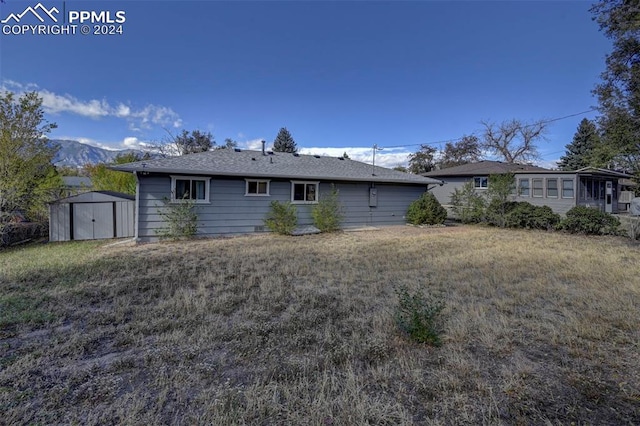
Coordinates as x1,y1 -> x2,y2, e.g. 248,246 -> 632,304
272,127 -> 298,153
557,119 -> 600,171
591,0 -> 640,173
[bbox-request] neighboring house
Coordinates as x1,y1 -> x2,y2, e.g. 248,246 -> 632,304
61,176 -> 93,197
424,160 -> 635,216
111,148 -> 443,241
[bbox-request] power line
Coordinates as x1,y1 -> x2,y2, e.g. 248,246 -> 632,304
380,108 -> 598,150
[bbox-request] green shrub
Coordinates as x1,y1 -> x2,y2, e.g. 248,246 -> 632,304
406,192 -> 447,225
264,201 -> 298,235
558,206 -> 621,235
394,286 -> 445,346
155,197 -> 198,240
485,199 -> 518,227
504,202 -> 560,230
312,185 -> 343,232
450,181 -> 486,223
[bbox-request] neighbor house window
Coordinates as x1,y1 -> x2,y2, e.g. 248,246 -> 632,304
532,178 -> 543,197
245,179 -> 270,196
474,176 -> 488,189
519,178 -> 530,197
546,179 -> 558,198
171,176 -> 210,203
291,181 -> 319,203
562,179 -> 574,199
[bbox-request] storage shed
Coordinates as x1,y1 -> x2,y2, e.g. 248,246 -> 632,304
49,191 -> 135,242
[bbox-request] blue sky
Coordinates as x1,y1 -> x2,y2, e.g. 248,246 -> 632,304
0,0 -> 611,168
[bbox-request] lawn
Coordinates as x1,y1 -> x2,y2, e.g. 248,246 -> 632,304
1,226 -> 639,425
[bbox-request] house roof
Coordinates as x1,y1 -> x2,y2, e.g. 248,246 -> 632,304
423,160 -> 549,177
424,162 -> 635,180
111,149 -> 443,186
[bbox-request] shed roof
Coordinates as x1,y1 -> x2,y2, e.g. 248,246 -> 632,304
51,191 -> 135,204
111,149 -> 443,185
423,160 -> 548,177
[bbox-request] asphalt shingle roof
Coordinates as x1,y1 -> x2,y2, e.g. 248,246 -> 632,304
111,149 -> 443,185
423,160 -> 549,177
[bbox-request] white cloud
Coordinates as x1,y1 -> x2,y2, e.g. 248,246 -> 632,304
240,138 -> 268,151
115,104 -> 131,117
300,146 -> 411,169
40,90 -> 111,117
232,141 -> 412,169
1,79 -> 182,131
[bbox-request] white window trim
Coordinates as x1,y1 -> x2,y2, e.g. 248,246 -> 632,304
291,180 -> 319,204
245,179 -> 271,196
473,176 -> 488,189
170,175 -> 211,204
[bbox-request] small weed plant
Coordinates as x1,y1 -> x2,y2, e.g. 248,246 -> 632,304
156,196 -> 198,240
264,201 -> 297,235
394,285 -> 445,346
406,192 -> 447,225
312,185 -> 343,232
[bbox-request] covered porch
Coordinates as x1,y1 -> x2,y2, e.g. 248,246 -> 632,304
576,169 -> 634,214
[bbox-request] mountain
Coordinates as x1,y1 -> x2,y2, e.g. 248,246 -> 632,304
50,139 -> 146,168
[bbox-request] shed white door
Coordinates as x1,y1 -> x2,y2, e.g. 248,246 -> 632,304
73,203 -> 114,240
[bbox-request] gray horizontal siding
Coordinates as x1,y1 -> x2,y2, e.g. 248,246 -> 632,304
432,174 -> 579,217
136,176 -> 427,241
514,174 -> 576,216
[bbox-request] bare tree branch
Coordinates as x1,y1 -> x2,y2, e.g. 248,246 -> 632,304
480,119 -> 547,163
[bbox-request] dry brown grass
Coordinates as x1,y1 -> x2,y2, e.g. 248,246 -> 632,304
1,226 -> 639,425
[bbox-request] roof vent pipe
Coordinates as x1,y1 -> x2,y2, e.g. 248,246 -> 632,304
261,140 -> 266,155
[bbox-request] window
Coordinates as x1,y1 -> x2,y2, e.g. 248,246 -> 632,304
170,176 -> 210,203
532,178 -> 543,197
518,178 -> 530,197
291,181 -> 319,203
546,179 -> 558,198
473,176 -> 488,189
245,179 -> 270,196
562,179 -> 574,199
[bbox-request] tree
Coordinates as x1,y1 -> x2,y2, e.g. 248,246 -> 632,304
591,0 -> 640,174
480,119 -> 547,163
218,138 -> 238,150
407,144 -> 437,174
393,165 -> 408,173
450,181 -> 486,223
154,129 -> 215,157
438,135 -> 482,169
272,127 -> 297,153
557,119 -> 602,170
84,152 -> 148,195
485,173 -> 516,227
175,129 -> 214,155
0,91 -> 61,222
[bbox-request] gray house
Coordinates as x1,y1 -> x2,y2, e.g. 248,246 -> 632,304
424,160 -> 635,216
112,148 -> 443,241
